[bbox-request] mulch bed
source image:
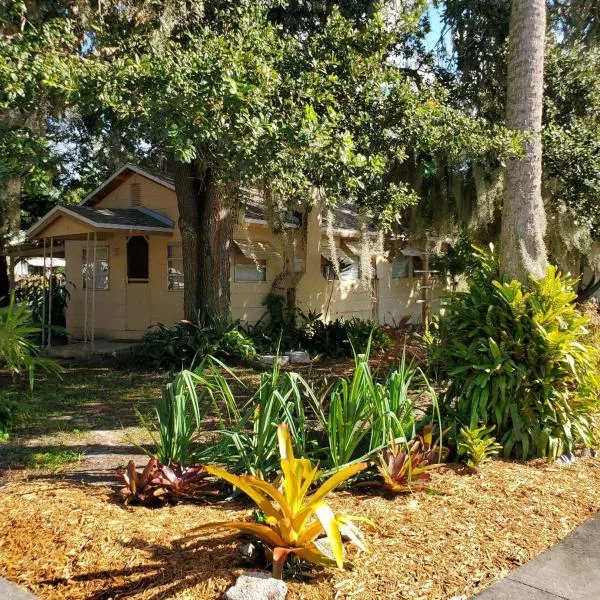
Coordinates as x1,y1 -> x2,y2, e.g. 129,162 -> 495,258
1,456 -> 599,599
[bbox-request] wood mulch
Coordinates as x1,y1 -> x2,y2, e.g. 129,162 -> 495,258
1,456 -> 599,599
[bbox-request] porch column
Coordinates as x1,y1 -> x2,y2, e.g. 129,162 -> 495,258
84,232 -> 89,348
47,236 -> 54,348
91,232 -> 97,351
41,237 -> 47,347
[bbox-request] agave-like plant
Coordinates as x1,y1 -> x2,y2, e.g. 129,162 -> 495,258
191,423 -> 369,578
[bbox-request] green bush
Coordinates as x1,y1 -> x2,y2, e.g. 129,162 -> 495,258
14,274 -> 71,342
137,311 -> 257,370
0,294 -> 62,390
248,305 -> 392,358
436,265 -> 600,460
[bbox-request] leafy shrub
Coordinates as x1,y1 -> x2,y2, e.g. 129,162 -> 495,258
436,264 -> 600,459
247,296 -> 392,358
317,349 -> 438,471
14,274 -> 71,341
0,294 -> 62,390
214,359 -> 323,478
139,365 -> 225,467
192,423 -> 370,579
138,311 -> 257,370
457,425 -> 502,469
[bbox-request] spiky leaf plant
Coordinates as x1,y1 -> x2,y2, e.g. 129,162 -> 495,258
191,423 -> 370,579
457,425 -> 503,469
377,426 -> 446,493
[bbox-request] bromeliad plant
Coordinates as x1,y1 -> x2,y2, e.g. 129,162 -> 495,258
377,425 -> 447,493
457,425 -> 503,469
117,458 -> 214,505
191,423 -> 370,579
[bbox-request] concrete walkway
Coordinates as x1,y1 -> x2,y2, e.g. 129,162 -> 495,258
476,512 -> 600,599
0,577 -> 36,599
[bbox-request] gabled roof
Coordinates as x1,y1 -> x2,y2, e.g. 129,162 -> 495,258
80,163 -> 175,206
27,205 -> 173,240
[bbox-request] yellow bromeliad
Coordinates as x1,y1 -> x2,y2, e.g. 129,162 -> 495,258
191,423 -> 369,578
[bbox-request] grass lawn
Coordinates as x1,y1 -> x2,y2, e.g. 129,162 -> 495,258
0,365 -> 599,599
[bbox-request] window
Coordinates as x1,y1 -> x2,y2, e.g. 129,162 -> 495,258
412,256 -> 423,277
391,255 -> 409,279
127,236 -> 149,282
321,259 -> 359,282
235,256 -> 267,282
167,243 -> 184,290
82,246 -> 109,290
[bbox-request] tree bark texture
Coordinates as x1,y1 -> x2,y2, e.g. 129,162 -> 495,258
499,0 -> 548,282
172,159 -> 233,321
0,175 -> 21,301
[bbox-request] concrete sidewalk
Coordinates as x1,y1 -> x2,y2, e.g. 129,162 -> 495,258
0,577 -> 36,599
476,512 -> 600,599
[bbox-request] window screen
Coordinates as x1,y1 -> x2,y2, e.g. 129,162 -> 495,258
167,243 -> 184,290
82,246 -> 109,290
391,255 -> 409,278
235,258 -> 267,282
127,236 -> 149,281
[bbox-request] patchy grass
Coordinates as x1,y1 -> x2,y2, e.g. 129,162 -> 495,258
27,449 -> 86,471
0,368 -> 170,438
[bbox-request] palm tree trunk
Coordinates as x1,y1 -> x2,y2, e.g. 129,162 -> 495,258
499,0 -> 548,281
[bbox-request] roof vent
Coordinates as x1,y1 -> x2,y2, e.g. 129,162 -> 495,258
130,183 -> 141,207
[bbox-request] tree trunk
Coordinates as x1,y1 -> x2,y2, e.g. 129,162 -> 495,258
172,159 -> 233,321
0,175 -> 22,302
499,0 -> 548,281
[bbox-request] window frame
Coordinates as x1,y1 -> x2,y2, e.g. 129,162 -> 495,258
82,245 -> 110,291
126,235 -> 150,283
234,254 -> 267,283
391,255 -> 410,279
167,242 -> 184,291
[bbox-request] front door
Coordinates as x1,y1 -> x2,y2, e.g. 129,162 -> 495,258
126,235 -> 151,331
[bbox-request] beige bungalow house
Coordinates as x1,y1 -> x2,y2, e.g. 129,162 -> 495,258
26,164 -> 428,342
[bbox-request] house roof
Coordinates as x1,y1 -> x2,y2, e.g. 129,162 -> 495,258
80,163 -> 175,206
26,205 -> 174,240
320,203 -> 378,236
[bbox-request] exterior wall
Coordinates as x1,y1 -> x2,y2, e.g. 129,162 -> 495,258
61,172 -> 429,339
66,232 -> 185,340
296,208 -> 424,324
376,259 -> 424,325
66,175 -> 184,340
230,224 -> 287,324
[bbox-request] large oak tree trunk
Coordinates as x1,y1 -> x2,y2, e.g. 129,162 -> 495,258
172,159 -> 233,321
499,0 -> 548,281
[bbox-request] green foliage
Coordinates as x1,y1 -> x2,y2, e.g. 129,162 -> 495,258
436,264 -> 600,459
216,359 -> 324,478
0,294 -> 62,390
249,303 -> 392,358
138,312 -> 257,371
141,366 -> 217,468
318,350 -> 437,471
14,274 -> 71,339
457,425 -> 502,469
